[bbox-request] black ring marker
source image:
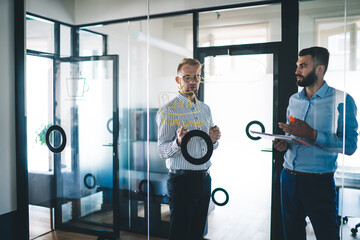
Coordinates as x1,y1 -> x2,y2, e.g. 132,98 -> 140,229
46,125 -> 67,153
181,130 -> 213,165
138,179 -> 154,195
107,118 -> 113,133
84,173 -> 96,189
212,188 -> 229,206
245,120 -> 265,140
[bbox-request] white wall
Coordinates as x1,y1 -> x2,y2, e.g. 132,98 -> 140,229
299,0 -> 346,50
26,0 -> 75,24
74,0 -> 147,25
74,0 -> 253,25
0,0 -> 17,215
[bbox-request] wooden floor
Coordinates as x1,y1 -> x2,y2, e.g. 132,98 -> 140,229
33,230 -> 166,240
29,200 -> 360,239
29,205 -> 166,240
32,220 -> 360,240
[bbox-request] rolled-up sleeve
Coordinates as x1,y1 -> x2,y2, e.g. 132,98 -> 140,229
315,94 -> 358,155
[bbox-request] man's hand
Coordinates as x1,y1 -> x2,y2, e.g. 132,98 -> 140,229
209,126 -> 221,143
273,139 -> 288,152
278,117 -> 317,141
176,126 -> 189,146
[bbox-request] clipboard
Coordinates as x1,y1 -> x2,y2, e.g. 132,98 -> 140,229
250,130 -> 312,146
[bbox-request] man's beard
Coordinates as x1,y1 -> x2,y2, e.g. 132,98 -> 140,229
296,68 -> 317,87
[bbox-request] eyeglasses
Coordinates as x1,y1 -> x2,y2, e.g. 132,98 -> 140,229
178,75 -> 202,82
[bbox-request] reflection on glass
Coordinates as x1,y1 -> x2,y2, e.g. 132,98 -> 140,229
199,4 -> 281,47
81,14 -> 194,237
300,1 -> 360,238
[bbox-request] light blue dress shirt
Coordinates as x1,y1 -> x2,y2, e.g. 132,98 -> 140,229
283,82 -> 358,173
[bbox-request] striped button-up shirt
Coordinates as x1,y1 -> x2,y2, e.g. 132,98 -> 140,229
156,93 -> 219,171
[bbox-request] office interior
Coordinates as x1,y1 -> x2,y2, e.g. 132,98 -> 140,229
1,0 -> 360,239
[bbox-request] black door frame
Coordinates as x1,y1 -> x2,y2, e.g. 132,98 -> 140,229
196,42 -> 282,239
51,55 -> 120,239
194,1 -> 299,238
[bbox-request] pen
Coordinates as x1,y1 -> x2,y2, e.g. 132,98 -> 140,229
210,125 -> 217,133
288,115 -> 296,123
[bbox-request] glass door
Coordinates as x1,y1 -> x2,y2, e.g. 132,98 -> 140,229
199,50 -> 278,239
53,55 -> 119,239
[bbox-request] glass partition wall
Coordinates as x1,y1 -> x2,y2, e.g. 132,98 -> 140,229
24,0 -> 359,239
26,15 -> 121,240
299,0 -> 360,239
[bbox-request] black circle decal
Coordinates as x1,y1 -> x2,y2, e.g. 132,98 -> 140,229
245,120 -> 265,140
46,125 -> 67,153
180,130 -> 213,165
138,179 -> 154,195
107,118 -> 113,133
84,173 -> 96,189
212,188 -> 229,206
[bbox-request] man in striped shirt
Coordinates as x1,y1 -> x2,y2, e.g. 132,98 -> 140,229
157,58 -> 221,240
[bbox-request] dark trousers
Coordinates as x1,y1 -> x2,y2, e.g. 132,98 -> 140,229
167,172 -> 211,240
280,168 -> 339,240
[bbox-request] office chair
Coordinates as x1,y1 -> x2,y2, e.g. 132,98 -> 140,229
335,172 -> 360,236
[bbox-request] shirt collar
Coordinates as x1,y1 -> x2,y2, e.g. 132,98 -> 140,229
299,81 -> 329,100
314,81 -> 329,99
177,92 -> 197,102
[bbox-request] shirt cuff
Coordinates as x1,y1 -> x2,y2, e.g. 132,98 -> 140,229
213,141 -> 219,150
171,139 -> 181,152
314,131 -> 326,146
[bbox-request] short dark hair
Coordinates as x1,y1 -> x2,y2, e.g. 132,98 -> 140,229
177,58 -> 201,74
299,46 -> 330,75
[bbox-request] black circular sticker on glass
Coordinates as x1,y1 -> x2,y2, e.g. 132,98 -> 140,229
181,130 -> 213,165
46,125 -> 67,153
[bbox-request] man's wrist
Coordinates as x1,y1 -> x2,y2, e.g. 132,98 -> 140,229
310,129 -> 317,141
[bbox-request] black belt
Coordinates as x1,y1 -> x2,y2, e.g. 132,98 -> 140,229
285,167 -> 334,176
169,169 -> 209,177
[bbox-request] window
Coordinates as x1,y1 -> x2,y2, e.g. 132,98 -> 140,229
199,4 -> 281,47
79,29 -> 104,56
61,25 -> 71,57
26,15 -> 54,53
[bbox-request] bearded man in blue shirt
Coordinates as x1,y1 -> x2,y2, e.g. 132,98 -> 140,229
274,46 -> 358,240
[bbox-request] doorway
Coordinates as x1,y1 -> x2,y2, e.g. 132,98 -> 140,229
26,54 -> 55,239
198,46 -> 280,239
26,55 -> 120,239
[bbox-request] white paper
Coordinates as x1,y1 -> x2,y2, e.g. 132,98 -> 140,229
250,130 -> 312,146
